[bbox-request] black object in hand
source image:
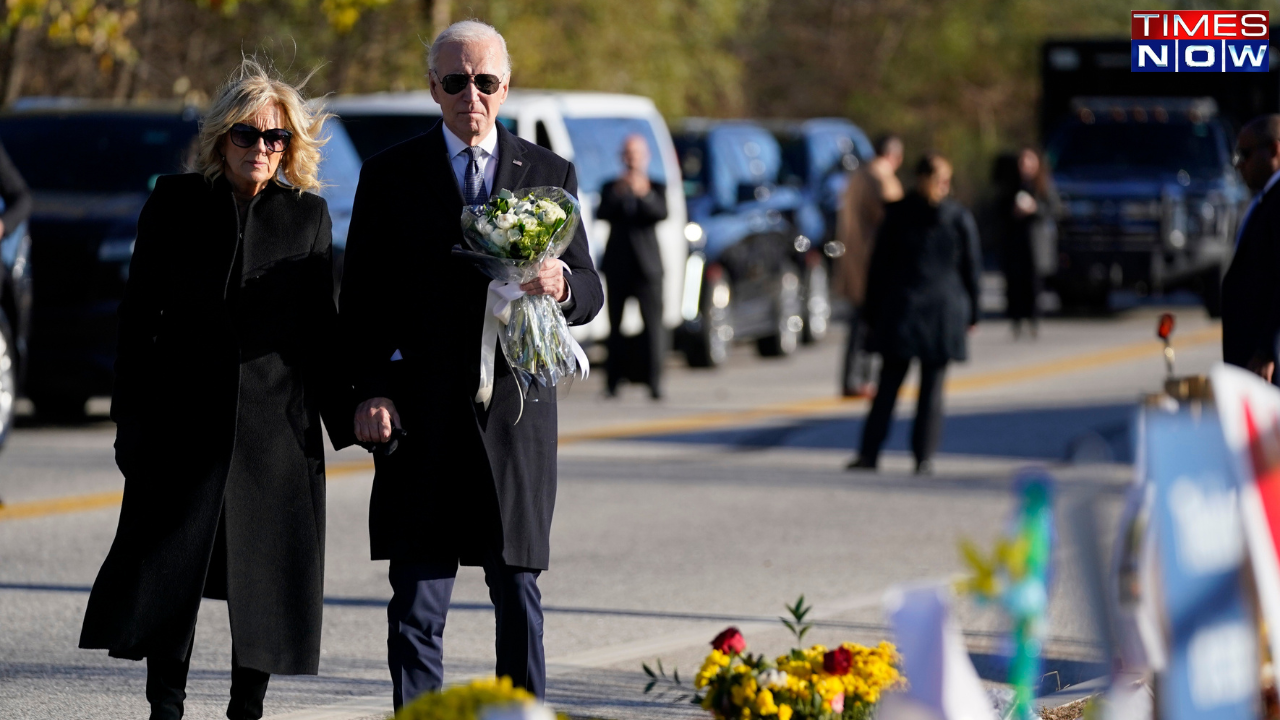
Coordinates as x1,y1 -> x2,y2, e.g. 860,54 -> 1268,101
359,427 -> 407,457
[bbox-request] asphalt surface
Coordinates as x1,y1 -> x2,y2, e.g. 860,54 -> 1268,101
0,304 -> 1222,719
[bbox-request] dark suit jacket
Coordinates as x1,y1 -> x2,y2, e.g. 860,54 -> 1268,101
1223,183 -> 1280,374
340,121 -> 603,570
598,180 -> 668,283
82,174 -> 352,674
864,192 -> 982,365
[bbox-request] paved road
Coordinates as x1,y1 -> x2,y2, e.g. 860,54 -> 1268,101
0,307 -> 1221,719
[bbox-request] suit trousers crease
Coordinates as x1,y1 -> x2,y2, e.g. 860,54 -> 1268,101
387,557 -> 545,709
605,274 -> 664,392
858,355 -> 947,464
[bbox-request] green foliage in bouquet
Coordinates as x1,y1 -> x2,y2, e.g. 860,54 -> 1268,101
394,676 -> 570,720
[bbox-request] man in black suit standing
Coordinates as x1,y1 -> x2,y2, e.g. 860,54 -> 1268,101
339,20 -> 603,708
1224,114 -> 1280,385
599,134 -> 668,398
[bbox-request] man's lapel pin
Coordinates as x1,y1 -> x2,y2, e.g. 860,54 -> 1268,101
513,160 -> 523,166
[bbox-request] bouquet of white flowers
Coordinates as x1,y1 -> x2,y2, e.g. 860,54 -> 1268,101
454,187 -> 587,420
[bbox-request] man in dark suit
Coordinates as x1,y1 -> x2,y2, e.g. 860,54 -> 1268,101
1223,114 -> 1280,385
339,20 -> 603,708
599,134 -> 668,398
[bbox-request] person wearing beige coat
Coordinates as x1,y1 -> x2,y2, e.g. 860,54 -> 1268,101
836,134 -> 904,396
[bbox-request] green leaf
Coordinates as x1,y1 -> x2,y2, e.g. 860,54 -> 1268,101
673,668 -> 681,685
644,680 -> 657,694
643,662 -> 656,679
657,659 -> 666,678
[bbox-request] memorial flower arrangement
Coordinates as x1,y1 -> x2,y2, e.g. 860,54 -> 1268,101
393,676 -> 570,720
645,597 -> 904,720
452,188 -> 588,417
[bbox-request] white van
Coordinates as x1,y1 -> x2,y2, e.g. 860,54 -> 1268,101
323,90 -> 691,347
528,91 -> 690,341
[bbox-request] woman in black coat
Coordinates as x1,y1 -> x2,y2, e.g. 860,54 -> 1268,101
850,154 -> 981,475
79,58 -> 353,720
995,148 -> 1055,338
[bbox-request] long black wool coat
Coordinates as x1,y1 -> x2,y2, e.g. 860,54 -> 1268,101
1223,182 -> 1280,378
339,121 -> 603,571
864,191 -> 982,365
79,174 -> 354,674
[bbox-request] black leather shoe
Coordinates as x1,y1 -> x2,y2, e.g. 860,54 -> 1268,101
915,459 -> 934,475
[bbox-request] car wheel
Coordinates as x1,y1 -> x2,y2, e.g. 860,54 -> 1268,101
685,274 -> 733,368
0,314 -> 16,449
801,259 -> 831,344
757,269 -> 802,357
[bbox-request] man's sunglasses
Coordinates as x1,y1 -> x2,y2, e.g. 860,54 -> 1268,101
228,123 -> 293,154
435,72 -> 503,96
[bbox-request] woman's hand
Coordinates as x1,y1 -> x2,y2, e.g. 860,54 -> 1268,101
519,259 -> 568,302
355,397 -> 400,443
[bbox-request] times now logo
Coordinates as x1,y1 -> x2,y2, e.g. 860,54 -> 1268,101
1131,10 -> 1270,72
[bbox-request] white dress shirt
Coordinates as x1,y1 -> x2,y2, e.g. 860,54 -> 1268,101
1237,166 -> 1280,247
442,123 -> 499,199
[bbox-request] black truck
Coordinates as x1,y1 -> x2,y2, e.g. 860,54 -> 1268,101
1041,38 -> 1279,314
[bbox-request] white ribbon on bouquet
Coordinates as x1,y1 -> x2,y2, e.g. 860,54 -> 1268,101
475,261 -> 589,420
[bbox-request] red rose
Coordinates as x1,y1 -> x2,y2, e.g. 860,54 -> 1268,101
711,627 -> 746,655
823,647 -> 853,675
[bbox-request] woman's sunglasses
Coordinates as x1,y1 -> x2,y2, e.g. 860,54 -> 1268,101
435,72 -> 502,96
229,123 -> 293,154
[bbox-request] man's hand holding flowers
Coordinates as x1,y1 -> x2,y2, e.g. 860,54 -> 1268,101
520,258 -> 568,302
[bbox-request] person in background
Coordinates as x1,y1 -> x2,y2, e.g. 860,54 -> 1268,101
599,134 -> 668,399
1224,114 -> 1280,386
78,58 -> 354,720
994,148 -> 1055,339
0,140 -> 32,238
835,133 -> 903,397
849,153 -> 981,475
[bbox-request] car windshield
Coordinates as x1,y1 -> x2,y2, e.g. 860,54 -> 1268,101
1050,120 -> 1228,176
339,113 -> 517,159
561,117 -> 666,207
0,113 -> 198,193
674,135 -> 709,200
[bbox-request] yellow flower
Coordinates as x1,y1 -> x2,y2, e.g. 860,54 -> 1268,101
777,704 -> 793,720
755,689 -> 779,716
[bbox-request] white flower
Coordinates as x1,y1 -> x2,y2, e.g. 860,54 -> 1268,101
507,227 -> 523,243
476,219 -> 495,237
520,217 -> 540,232
494,213 -> 518,230
488,227 -> 511,249
758,670 -> 789,690
536,201 -> 565,224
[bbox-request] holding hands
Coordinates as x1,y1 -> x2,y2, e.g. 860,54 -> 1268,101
355,397 -> 400,444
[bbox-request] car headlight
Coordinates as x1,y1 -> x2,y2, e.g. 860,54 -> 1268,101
684,222 -> 704,244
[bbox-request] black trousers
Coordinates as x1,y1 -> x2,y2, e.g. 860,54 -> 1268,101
858,354 -> 948,465
146,637 -> 270,720
387,556 -> 545,710
841,309 -> 877,394
605,272 -> 664,393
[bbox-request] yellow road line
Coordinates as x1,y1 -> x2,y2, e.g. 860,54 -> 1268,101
0,490 -> 124,522
0,325 -> 1221,522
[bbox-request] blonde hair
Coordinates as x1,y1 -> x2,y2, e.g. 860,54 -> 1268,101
195,56 -> 329,193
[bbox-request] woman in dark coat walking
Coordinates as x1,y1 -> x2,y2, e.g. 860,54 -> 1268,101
850,154 -> 981,474
79,58 -> 353,720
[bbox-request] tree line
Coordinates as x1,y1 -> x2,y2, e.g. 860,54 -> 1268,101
0,0 -> 1220,194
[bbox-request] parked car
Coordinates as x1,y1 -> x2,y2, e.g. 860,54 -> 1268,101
0,218 -> 31,444
1045,97 -> 1245,314
672,119 -> 811,366
766,118 -> 874,343
0,101 -> 361,417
